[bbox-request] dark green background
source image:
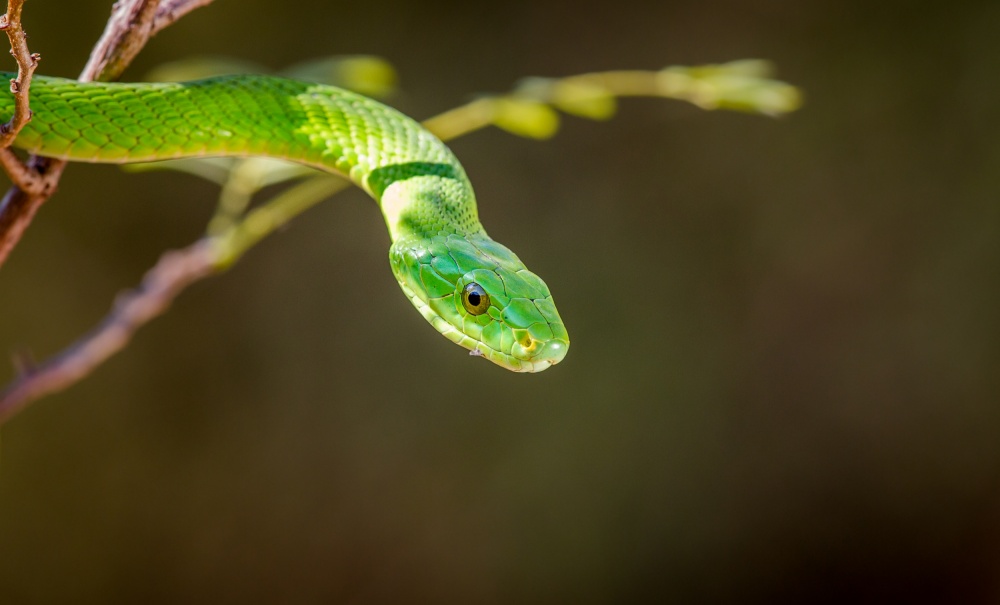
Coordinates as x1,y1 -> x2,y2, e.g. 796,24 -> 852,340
2,0 -> 999,602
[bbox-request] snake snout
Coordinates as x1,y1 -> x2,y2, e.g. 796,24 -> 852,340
507,332 -> 568,372
531,338 -> 569,368
534,340 -> 569,365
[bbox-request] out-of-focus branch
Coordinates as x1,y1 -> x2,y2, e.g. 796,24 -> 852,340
0,0 -> 216,269
152,0 -> 215,35
0,243 -> 216,423
80,0 -> 162,83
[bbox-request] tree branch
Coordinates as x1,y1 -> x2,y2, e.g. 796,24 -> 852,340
0,242 -> 215,423
0,0 -> 39,146
0,1 -> 50,197
80,0 -> 162,83
0,0 -> 216,269
151,0 -> 215,36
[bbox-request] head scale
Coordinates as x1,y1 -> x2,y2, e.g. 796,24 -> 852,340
389,232 -> 569,372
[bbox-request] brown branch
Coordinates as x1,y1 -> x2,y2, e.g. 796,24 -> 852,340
0,0 -> 215,270
0,154 -> 63,261
0,1 -> 50,197
0,0 -> 39,145
80,0 -> 162,83
151,0 -> 216,36
0,241 -> 217,423
0,148 -> 48,194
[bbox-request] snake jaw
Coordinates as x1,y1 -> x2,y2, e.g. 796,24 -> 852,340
389,234 -> 569,372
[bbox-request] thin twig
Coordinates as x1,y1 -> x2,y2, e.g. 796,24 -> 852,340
0,0 -> 49,196
0,0 -> 39,145
0,0 -> 216,269
0,148 -> 46,194
0,242 -> 216,423
151,0 -> 215,36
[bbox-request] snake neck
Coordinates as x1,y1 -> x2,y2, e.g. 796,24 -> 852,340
373,172 -> 484,242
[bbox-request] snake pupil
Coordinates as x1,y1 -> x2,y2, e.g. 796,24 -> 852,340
461,282 -> 490,315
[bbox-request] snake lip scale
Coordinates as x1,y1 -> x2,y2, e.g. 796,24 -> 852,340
1,73 -> 570,372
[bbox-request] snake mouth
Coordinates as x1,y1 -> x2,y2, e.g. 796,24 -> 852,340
469,333 -> 569,373
529,338 -> 568,367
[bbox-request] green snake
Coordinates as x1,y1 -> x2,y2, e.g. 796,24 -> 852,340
0,74 -> 569,372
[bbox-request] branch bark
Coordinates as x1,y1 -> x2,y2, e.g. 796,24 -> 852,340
0,1 -> 51,198
80,0 -> 161,83
0,0 -> 39,146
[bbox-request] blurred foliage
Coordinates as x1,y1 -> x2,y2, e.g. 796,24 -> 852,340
144,54 -> 398,97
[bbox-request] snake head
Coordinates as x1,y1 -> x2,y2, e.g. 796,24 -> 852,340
389,232 -> 569,372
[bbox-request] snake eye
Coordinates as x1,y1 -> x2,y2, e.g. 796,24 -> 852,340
461,282 -> 491,315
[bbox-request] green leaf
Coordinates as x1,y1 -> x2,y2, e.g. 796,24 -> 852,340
122,157 -> 238,185
143,57 -> 269,82
549,80 -> 617,120
658,62 -> 802,116
687,59 -> 776,79
281,56 -> 398,98
513,76 -> 617,120
492,98 -> 561,139
242,158 -> 319,188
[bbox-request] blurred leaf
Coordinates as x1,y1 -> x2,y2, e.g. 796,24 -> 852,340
492,98 -> 561,139
241,158 -> 319,188
144,57 -> 269,82
125,157 -> 319,192
122,157 -> 239,185
659,61 -> 802,116
515,77 -> 617,120
687,59 -> 776,79
702,77 -> 802,115
145,55 -> 398,97
549,80 -> 617,120
281,56 -> 398,98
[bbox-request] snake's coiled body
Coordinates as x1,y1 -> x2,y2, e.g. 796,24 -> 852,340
1,74 -> 568,371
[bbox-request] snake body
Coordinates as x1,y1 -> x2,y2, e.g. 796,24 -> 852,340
1,74 -> 569,372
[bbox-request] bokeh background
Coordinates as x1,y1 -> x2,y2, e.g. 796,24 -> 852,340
2,0 -> 999,602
